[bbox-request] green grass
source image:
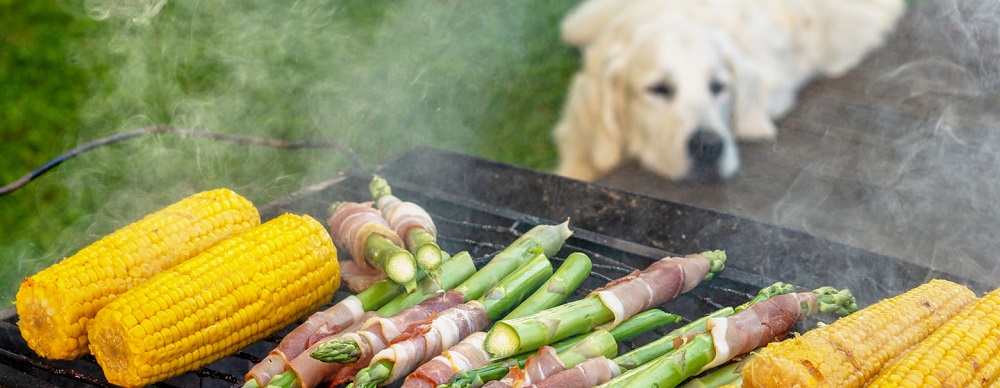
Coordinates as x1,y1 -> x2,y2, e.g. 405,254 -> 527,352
0,1 -> 580,305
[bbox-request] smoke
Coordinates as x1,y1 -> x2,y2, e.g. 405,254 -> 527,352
1,1 -> 577,303
772,0 -> 1000,284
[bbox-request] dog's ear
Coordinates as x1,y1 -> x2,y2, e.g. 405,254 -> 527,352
560,0 -> 625,48
716,36 -> 778,140
553,42 -> 629,181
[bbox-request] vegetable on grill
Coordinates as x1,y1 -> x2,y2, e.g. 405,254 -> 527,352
444,308 -> 681,388
15,188 -> 260,360
87,213 -> 339,388
399,253 -> 594,388
346,253 -> 561,388
245,252 -> 465,387
677,353 -> 755,388
328,201 -> 417,290
370,175 -> 444,282
600,287 -> 858,388
867,285 -> 1000,387
504,252 -> 592,320
527,356 -> 620,388
613,282 -> 798,371
484,329 -> 618,388
742,279 -> 977,388
483,250 -> 726,359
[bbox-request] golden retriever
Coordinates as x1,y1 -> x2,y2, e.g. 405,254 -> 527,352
553,0 -> 905,181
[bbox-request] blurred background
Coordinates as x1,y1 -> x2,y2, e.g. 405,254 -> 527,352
0,1 -> 580,304
3,0 -> 999,308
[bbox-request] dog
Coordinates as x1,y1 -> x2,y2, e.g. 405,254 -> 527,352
552,0 -> 905,181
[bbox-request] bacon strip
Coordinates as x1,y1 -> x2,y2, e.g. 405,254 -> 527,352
376,194 -> 437,242
339,259 -> 388,293
704,292 -> 818,370
401,331 -> 489,388
594,253 -> 712,326
527,356 -> 620,388
369,301 -> 491,385
483,346 -> 566,388
244,295 -> 368,386
327,201 -> 403,272
288,291 -> 465,388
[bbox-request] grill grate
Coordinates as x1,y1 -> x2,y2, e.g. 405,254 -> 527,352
1,147 -> 991,387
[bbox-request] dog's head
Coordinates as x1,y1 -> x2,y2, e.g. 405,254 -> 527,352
559,16 -> 752,181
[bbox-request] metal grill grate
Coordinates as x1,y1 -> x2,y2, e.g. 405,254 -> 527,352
1,148 -> 991,387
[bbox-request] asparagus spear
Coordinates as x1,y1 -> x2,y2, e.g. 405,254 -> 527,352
370,175 -> 444,281
347,258 -> 558,388
484,251 -> 726,359
453,221 -> 572,301
315,253 -> 552,365
377,251 -> 476,317
309,252 -> 478,364
504,252 -> 592,320
613,282 -> 796,370
479,253 -> 554,321
677,352 -> 754,388
599,287 -> 858,388
257,256 -> 474,388
444,309 -> 681,388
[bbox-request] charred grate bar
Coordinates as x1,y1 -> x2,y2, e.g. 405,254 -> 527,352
1,147 -> 992,387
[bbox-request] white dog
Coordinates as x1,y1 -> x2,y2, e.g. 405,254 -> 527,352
553,0 -> 905,181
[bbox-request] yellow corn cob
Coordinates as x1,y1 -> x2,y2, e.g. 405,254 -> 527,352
742,279 -> 976,388
868,286 -> 1000,387
88,213 -> 340,388
15,188 -> 260,360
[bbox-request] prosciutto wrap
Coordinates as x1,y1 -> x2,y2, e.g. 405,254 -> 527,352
483,346 -> 567,388
244,296 -> 369,386
375,193 -> 437,242
528,356 -> 620,388
702,291 -> 819,370
327,201 -> 403,272
288,291 -> 465,388
595,253 -> 713,326
369,301 -> 490,385
401,332 -> 490,388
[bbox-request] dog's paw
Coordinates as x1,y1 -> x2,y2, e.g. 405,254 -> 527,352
734,114 -> 778,141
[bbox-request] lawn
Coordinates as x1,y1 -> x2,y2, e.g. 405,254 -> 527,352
0,1 -> 581,305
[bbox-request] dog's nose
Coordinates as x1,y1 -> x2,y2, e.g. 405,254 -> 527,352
688,130 -> 724,167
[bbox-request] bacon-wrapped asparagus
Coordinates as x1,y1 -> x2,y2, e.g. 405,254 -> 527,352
527,356 -> 621,388
328,201 -> 417,291
599,287 -> 858,388
243,252 -> 472,388
444,309 -> 680,388
484,250 -> 726,359
401,252 -> 595,388
349,301 -> 491,388
483,330 -> 618,388
402,332 -> 491,388
370,175 -> 444,281
613,282 -> 798,371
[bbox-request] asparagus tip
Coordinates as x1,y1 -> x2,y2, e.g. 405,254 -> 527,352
369,175 -> 392,200
814,287 -> 859,316
737,282 -> 797,312
699,250 -> 726,280
351,361 -> 393,388
310,338 -> 363,364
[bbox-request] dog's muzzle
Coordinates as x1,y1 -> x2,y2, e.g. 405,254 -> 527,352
685,129 -> 729,181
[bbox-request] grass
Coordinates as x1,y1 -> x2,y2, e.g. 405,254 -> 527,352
0,1 -> 580,305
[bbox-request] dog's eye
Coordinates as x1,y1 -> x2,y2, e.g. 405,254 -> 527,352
647,82 -> 675,99
709,80 -> 725,96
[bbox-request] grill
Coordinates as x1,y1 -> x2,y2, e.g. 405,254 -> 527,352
1,147 -> 993,387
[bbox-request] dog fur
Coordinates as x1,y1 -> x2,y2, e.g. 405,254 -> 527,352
553,0 -> 905,181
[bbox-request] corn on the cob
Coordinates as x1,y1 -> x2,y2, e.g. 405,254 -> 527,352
15,188 -> 260,360
868,286 -> 1000,387
742,279 -> 976,388
88,213 -> 339,388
